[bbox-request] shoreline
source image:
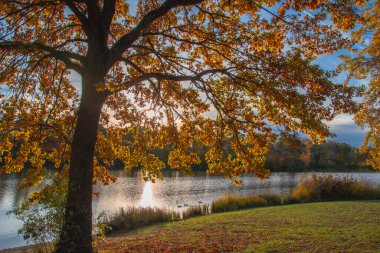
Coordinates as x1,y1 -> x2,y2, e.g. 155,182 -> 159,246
2,201 -> 380,252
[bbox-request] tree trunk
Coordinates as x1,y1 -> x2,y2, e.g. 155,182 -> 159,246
56,74 -> 106,253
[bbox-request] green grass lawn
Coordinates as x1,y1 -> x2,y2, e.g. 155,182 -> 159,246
98,201 -> 380,252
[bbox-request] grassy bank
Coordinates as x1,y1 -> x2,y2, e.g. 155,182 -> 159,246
4,175 -> 380,252
98,201 -> 380,252
101,175 -> 380,235
3,201 -> 380,252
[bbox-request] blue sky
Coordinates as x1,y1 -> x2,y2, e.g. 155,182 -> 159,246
325,114 -> 365,147
313,51 -> 366,147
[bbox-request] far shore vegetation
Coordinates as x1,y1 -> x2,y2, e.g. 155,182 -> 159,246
108,137 -> 374,173
2,138 -> 375,181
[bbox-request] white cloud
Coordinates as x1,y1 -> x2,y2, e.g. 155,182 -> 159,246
324,114 -> 367,146
326,113 -> 355,126
68,71 -> 82,90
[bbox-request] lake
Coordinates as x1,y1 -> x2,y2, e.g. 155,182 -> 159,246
1,171 -> 380,250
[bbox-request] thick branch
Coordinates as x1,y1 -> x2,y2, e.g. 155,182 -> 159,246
101,0 -> 116,38
0,41 -> 84,73
63,0 -> 91,36
107,0 -> 204,68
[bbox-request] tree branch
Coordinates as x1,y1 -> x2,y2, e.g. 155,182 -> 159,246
0,41 -> 84,73
107,0 -> 204,68
101,0 -> 116,38
63,0 -> 91,36
119,68 -> 232,91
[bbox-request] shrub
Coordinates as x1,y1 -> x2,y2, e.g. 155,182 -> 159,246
9,178 -> 67,253
211,194 -> 281,213
211,175 -> 380,213
258,194 -> 283,205
182,204 -> 210,219
281,195 -> 300,205
291,174 -> 380,202
103,207 -> 180,234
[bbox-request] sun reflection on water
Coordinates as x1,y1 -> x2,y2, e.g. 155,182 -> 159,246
139,181 -> 154,207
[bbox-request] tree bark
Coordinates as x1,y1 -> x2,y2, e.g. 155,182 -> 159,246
56,74 -> 106,253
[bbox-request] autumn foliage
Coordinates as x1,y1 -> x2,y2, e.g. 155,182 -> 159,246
0,0 -> 366,252
0,0 -> 362,183
340,0 -> 380,170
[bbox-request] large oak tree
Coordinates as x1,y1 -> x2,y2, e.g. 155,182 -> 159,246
0,0 -> 362,252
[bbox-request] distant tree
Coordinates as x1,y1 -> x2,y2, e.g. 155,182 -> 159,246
0,1 -> 362,252
340,0 -> 380,170
300,139 -> 312,168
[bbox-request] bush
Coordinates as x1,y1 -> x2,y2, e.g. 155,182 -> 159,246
211,175 -> 380,213
182,204 -> 209,219
291,174 -> 380,202
211,194 -> 281,213
10,177 -> 110,252
9,178 -> 67,253
103,207 -> 180,234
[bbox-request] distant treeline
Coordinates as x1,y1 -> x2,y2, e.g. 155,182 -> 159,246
123,138 -> 372,172
264,139 -> 371,172
2,133 -> 372,173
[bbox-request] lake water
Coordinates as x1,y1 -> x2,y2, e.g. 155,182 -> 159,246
1,171 -> 380,250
